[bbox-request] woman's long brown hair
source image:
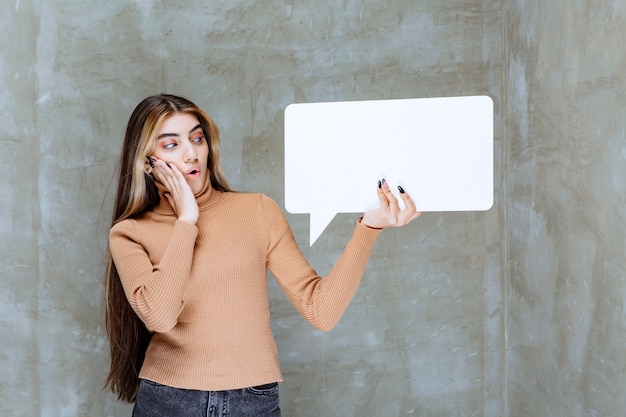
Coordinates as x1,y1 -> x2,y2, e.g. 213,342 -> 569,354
104,94 -> 231,402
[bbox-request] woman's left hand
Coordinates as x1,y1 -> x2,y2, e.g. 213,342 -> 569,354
361,179 -> 422,229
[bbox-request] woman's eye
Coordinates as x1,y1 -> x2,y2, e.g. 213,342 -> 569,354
163,142 -> 177,149
192,135 -> 205,143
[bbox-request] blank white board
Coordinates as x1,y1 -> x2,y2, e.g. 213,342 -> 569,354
284,95 -> 494,245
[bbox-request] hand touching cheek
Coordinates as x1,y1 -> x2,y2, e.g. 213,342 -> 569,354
149,157 -> 199,225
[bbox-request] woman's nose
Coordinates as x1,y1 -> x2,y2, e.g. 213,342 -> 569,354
184,143 -> 198,162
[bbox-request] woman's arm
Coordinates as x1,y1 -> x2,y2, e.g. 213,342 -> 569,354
109,220 -> 198,333
110,156 -> 201,332
264,181 -> 420,331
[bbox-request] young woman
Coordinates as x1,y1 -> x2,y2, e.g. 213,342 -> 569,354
104,94 -> 421,416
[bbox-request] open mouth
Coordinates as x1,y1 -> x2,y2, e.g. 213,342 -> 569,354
187,168 -> 200,178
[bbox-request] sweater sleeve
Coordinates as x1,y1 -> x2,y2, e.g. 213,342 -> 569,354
262,194 -> 382,331
109,219 -> 199,333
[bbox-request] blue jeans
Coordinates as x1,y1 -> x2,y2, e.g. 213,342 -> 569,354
132,379 -> 281,417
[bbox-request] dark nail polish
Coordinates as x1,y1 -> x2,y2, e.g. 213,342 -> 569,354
378,180 -> 382,189
398,185 -> 405,194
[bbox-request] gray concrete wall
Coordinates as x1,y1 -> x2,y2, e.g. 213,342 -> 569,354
2,1 -> 503,416
505,1 -> 626,416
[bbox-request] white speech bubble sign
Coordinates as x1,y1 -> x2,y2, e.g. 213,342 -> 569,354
284,95 -> 494,246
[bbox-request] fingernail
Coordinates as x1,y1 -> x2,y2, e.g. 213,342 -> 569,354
378,180 -> 382,189
398,185 -> 405,194
146,156 -> 155,168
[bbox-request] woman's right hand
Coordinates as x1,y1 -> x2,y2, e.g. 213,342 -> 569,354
149,157 -> 199,225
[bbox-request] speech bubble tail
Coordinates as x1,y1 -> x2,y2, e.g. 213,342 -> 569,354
309,212 -> 337,246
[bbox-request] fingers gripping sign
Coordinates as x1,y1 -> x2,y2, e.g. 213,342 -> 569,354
361,179 -> 422,229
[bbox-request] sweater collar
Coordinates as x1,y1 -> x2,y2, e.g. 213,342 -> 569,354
152,174 -> 224,215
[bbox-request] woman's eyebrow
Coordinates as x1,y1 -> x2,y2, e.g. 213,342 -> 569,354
157,124 -> 203,139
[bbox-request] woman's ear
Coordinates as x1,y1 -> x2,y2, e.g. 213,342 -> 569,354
144,155 -> 155,174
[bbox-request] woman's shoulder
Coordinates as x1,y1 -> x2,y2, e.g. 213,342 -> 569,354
223,192 -> 283,219
224,191 -> 278,206
110,217 -> 135,231
109,218 -> 138,242
109,212 -> 161,236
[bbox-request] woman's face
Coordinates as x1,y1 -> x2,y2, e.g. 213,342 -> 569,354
151,112 -> 210,194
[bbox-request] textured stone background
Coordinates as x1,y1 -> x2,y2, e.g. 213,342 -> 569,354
2,1 -> 622,416
505,1 -> 626,416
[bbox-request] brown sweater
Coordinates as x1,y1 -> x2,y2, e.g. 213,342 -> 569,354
109,182 -> 382,391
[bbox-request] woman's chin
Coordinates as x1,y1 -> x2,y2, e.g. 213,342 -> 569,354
189,175 -> 208,194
